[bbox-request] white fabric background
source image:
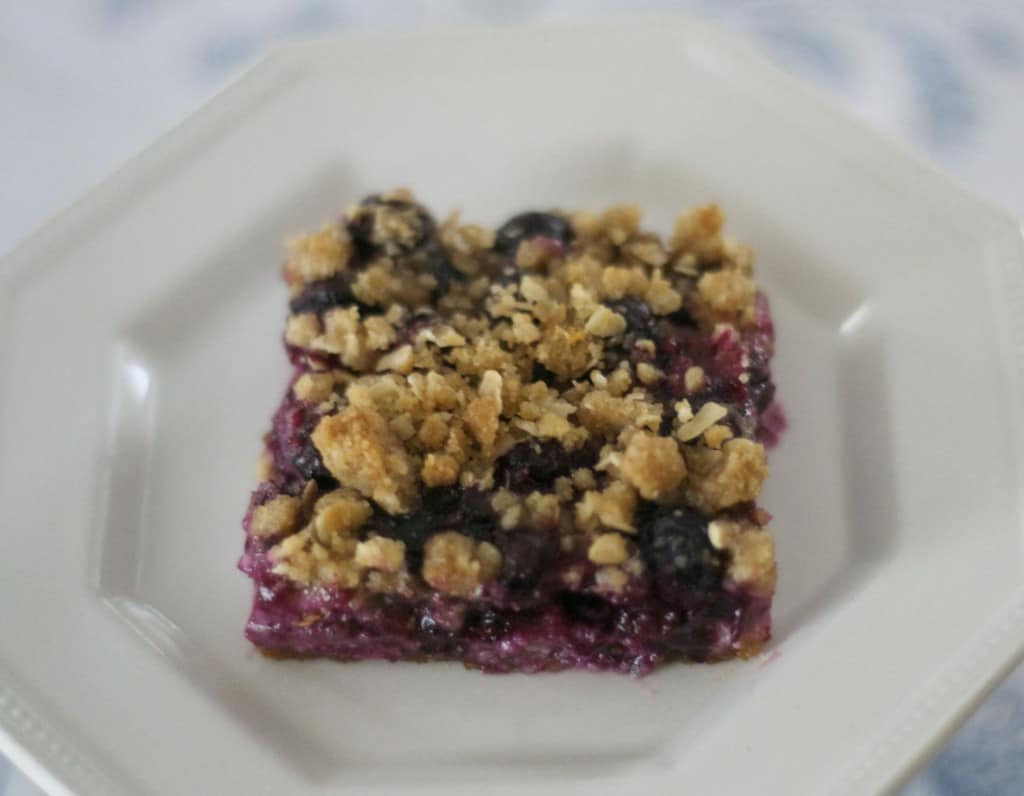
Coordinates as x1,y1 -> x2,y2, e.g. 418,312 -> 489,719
1,2 -> 1022,794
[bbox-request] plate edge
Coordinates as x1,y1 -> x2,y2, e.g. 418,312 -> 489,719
829,225 -> 1024,796
0,661 -> 123,796
0,45 -> 307,796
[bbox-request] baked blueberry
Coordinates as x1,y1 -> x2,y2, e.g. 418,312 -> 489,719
639,507 -> 726,598
288,273 -> 357,315
493,211 -> 574,256
347,194 -> 436,259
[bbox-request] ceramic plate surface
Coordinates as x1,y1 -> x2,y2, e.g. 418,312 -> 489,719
1,18 -> 1023,796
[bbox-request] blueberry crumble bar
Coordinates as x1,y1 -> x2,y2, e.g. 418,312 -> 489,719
238,190 -> 784,675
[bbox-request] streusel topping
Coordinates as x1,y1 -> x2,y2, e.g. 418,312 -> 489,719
263,191 -> 774,596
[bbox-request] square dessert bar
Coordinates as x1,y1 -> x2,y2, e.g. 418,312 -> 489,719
238,190 -> 783,675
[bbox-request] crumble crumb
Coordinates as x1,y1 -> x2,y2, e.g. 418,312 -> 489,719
439,214 -> 495,275
354,536 -> 407,573
644,271 -> 683,315
313,489 -> 372,542
376,344 -> 415,373
418,413 -> 450,449
422,531 -> 502,598
625,237 -> 668,268
599,205 -> 641,245
465,392 -> 501,450
284,223 -> 352,285
677,401 -> 729,442
478,369 -> 503,403
524,491 -> 560,527
695,269 -> 757,327
708,519 -> 776,592
250,495 -> 302,538
416,325 -> 467,348
703,424 -> 733,450
585,306 -> 627,337
364,569 -> 415,595
293,372 -> 336,404
600,265 -> 649,300
554,476 -> 574,502
364,315 -> 398,350
518,275 -> 548,303
576,480 -> 637,533
351,262 -> 400,306
684,438 -> 768,513
588,533 -> 630,565
421,452 -> 461,487
606,363 -> 634,396
389,413 -> 417,441
683,366 -> 705,394
594,566 -> 629,592
511,312 -> 542,343
497,501 -> 523,530
535,326 -> 600,379
620,431 -> 687,501
312,406 -> 417,514
670,203 -> 725,262
270,525 -> 361,588
635,362 -> 662,385
284,313 -> 320,348
572,467 -> 598,491
578,389 -> 661,435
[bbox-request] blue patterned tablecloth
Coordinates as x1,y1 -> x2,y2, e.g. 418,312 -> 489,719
0,2 -> 1021,794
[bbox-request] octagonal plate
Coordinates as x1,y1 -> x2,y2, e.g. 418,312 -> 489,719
1,18 -> 1023,796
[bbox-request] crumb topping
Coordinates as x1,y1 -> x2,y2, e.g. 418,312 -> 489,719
683,366 -> 705,394
594,565 -> 630,593
703,424 -> 733,450
684,438 -> 768,513
676,401 -> 729,442
669,204 -> 726,265
588,532 -> 630,565
619,431 -> 687,501
695,269 -> 757,328
265,191 -> 774,593
293,372 -> 338,404
250,495 -> 302,538
312,406 -> 417,514
422,531 -> 502,598
708,519 -> 776,592
584,306 -> 627,337
354,536 -> 407,573
285,313 -> 320,348
576,480 -> 638,533
284,223 -> 352,286
313,488 -> 372,541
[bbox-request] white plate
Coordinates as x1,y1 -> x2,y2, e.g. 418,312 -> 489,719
1,18 -> 1023,796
